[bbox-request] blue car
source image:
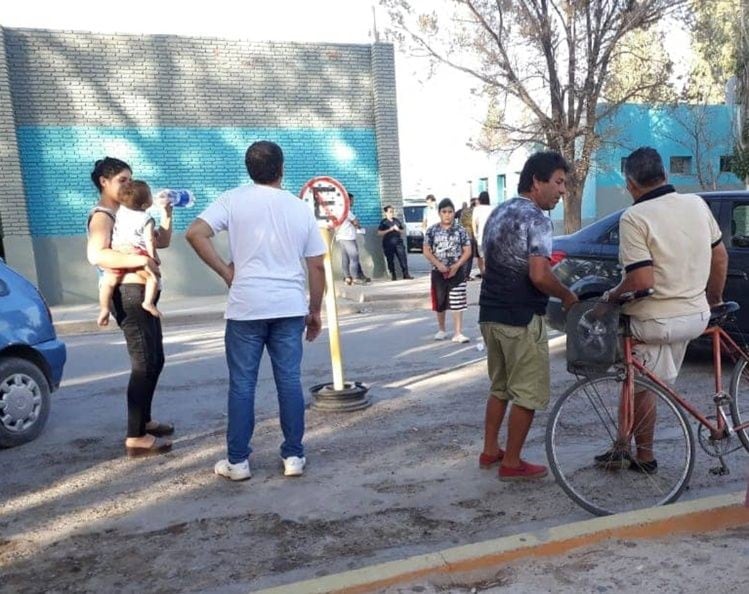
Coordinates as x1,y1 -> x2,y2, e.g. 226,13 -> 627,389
0,260 -> 66,447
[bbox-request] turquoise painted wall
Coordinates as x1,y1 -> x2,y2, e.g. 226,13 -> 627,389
595,103 -> 741,189
16,126 -> 381,237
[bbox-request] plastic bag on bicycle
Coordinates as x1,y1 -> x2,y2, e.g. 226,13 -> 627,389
565,300 -> 621,374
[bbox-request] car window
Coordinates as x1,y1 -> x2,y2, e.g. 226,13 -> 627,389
403,206 -> 425,223
732,204 -> 749,248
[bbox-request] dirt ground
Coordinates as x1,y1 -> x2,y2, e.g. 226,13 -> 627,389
386,525 -> 749,594
1,306 -> 748,593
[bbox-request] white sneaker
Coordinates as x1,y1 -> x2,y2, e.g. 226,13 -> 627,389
282,456 -> 306,477
452,334 -> 470,343
214,459 -> 251,481
434,330 -> 447,341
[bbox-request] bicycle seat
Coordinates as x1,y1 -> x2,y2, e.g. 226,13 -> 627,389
708,301 -> 740,325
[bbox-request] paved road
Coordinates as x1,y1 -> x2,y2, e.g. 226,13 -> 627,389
1,309 -> 746,592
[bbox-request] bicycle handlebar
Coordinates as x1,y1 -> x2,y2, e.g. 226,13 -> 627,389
614,288 -> 654,304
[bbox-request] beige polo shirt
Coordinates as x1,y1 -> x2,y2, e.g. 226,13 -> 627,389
619,188 -> 722,320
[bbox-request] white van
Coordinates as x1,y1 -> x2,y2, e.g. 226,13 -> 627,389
402,202 -> 427,252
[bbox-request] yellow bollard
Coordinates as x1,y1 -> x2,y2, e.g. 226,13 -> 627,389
319,227 -> 345,391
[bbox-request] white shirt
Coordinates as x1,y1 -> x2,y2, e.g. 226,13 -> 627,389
198,183 -> 327,321
112,206 -> 153,252
335,211 -> 358,241
472,204 -> 494,246
423,204 -> 440,228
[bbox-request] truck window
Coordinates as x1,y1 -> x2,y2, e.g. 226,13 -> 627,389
403,206 -> 425,223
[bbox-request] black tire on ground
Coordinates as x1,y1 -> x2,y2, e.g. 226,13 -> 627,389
729,357 -> 749,452
545,373 -> 695,516
0,357 -> 51,448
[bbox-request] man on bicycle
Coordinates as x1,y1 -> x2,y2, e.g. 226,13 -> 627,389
479,151 -> 578,480
596,147 -> 728,473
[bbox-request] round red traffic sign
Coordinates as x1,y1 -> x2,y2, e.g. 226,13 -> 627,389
299,176 -> 350,228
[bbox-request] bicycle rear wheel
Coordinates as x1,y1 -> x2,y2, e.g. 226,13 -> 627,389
729,357 -> 749,452
546,373 -> 695,516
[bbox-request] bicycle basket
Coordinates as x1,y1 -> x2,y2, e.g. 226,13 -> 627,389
565,300 -> 621,374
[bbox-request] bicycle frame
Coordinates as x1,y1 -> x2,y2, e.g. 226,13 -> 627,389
618,320 -> 749,442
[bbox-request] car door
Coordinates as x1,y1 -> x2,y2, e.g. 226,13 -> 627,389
724,198 -> 749,333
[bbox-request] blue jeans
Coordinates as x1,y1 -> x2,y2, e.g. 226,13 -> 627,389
224,316 -> 306,463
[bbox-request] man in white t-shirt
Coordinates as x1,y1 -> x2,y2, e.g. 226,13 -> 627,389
422,194 -> 440,230
186,141 -> 326,481
472,191 -> 494,276
335,193 -> 371,285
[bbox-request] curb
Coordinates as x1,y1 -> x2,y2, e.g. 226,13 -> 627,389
255,492 -> 749,594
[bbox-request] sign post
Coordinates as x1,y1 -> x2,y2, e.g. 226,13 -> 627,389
299,176 -> 371,412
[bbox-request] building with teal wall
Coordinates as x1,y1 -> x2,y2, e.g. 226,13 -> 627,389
0,27 -> 402,304
471,102 -> 743,229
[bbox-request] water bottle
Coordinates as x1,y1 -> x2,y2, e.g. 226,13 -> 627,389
155,189 -> 195,208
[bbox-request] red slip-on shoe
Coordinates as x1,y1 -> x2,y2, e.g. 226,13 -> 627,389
479,449 -> 505,469
498,460 -> 548,481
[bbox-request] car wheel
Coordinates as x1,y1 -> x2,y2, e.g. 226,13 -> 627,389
0,357 -> 51,448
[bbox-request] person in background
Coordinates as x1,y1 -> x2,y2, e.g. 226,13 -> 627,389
459,197 -> 477,280
377,205 -> 413,281
472,191 -> 493,277
422,194 -> 440,231
335,192 -> 371,286
423,198 -> 472,343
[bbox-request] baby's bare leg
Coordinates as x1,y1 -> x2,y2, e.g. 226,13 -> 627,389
137,269 -> 162,318
98,272 -> 120,326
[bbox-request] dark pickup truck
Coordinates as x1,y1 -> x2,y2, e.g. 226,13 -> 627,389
547,191 -> 749,335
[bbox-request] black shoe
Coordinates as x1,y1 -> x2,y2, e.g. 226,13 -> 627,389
594,448 -> 632,469
355,276 -> 371,284
403,274 -> 414,280
628,458 -> 658,474
391,274 -> 397,281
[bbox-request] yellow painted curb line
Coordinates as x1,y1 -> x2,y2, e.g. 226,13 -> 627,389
257,492 -> 749,594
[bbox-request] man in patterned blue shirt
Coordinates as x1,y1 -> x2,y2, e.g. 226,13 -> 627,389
478,152 -> 578,481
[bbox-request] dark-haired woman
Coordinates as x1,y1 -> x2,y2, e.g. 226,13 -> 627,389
86,157 -> 174,457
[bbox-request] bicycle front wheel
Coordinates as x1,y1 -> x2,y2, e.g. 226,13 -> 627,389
546,373 -> 695,516
729,357 -> 749,452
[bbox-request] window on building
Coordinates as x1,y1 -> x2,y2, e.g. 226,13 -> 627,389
732,204 -> 749,248
496,174 -> 506,201
720,155 -> 734,173
670,156 -> 692,175
478,177 -> 488,193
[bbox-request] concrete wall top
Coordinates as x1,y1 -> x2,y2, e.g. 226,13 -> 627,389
4,28 -> 377,128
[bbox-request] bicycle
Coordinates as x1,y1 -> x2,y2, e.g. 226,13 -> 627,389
545,290 -> 749,516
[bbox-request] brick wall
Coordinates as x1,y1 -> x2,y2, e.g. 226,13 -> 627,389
0,27 -> 402,302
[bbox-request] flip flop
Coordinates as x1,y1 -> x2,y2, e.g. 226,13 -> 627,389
126,438 -> 172,458
146,423 -> 175,437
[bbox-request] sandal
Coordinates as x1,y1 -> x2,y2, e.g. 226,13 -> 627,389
126,438 -> 172,458
146,422 -> 175,437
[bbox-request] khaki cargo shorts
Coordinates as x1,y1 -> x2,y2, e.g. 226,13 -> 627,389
631,311 -> 709,384
480,315 -> 550,411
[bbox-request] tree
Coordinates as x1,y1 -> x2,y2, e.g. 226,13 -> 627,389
383,0 -> 687,232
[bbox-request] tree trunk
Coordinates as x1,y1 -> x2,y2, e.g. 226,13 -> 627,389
563,176 -> 583,234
